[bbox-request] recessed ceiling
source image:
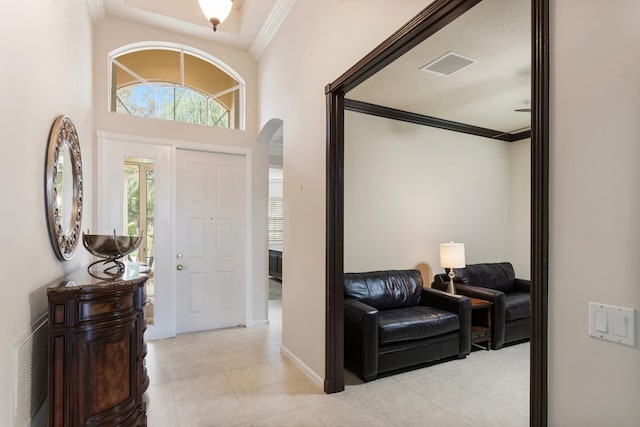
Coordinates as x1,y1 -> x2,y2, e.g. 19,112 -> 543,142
348,0 -> 531,134
91,0 -> 296,57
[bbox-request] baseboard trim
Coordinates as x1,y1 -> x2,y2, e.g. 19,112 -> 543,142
280,344 -> 324,389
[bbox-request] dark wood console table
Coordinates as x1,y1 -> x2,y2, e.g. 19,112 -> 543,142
47,270 -> 149,426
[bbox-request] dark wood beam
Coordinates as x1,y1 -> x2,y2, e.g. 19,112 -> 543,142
326,0 -> 483,95
344,98 -> 530,142
324,91 -> 345,394
530,0 -> 549,425
512,130 -> 532,141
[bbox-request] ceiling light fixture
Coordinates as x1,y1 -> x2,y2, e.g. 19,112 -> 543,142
198,0 -> 233,32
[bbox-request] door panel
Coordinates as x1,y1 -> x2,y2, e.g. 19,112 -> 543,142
176,149 -> 246,333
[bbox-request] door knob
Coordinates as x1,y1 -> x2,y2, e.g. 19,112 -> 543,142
176,253 -> 183,259
176,264 -> 184,271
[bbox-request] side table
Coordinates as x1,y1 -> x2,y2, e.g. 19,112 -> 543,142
469,297 -> 492,350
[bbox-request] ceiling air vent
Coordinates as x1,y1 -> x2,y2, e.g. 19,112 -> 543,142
420,51 -> 478,77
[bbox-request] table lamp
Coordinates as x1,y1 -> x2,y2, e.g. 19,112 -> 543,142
440,242 -> 465,294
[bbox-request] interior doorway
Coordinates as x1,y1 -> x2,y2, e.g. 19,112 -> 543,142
259,119 -> 284,331
324,2 -> 549,425
268,167 -> 283,332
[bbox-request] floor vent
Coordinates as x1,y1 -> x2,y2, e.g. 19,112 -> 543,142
420,51 -> 478,77
13,315 -> 48,427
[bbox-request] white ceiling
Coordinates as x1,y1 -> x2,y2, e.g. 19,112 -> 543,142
89,0 -> 296,57
348,0 -> 531,134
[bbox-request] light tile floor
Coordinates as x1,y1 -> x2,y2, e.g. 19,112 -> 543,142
145,305 -> 528,427
268,279 -> 282,334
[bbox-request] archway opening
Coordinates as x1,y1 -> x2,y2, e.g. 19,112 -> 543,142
259,118 -> 284,331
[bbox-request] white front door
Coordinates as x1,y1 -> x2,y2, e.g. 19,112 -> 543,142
175,149 -> 246,333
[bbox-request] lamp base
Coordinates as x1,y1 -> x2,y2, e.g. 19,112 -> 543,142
446,278 -> 456,294
446,270 -> 456,294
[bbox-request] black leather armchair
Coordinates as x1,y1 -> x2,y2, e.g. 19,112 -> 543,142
433,262 -> 530,350
344,269 -> 471,382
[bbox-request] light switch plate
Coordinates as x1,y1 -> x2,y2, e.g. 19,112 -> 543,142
589,302 -> 636,346
595,310 -> 608,332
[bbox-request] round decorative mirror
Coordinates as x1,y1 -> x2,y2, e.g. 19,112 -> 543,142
46,115 -> 83,260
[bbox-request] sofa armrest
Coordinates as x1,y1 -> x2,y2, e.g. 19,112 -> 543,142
430,282 -> 507,349
421,287 -> 468,314
344,298 -> 379,381
513,278 -> 531,293
420,288 -> 471,356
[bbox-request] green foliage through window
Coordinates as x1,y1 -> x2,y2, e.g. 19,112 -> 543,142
116,84 -> 229,128
124,160 -> 154,266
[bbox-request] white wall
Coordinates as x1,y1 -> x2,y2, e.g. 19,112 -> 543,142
509,138 -> 531,279
549,1 -> 640,424
92,17 -> 269,326
0,0 -> 94,421
344,111 -> 514,282
258,0 -> 430,381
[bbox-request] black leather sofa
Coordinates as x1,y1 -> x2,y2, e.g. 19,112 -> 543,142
344,269 -> 471,382
433,262 -> 530,350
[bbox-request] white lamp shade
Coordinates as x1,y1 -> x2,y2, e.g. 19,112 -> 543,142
440,242 -> 466,268
199,0 -> 233,23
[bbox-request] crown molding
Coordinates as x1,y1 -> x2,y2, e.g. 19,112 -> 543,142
249,0 -> 297,59
87,0 -> 106,23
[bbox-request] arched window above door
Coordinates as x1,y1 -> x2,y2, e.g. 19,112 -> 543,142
109,43 -> 244,130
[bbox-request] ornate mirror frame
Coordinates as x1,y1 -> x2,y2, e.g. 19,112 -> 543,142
46,115 -> 84,260
325,0 -> 549,425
